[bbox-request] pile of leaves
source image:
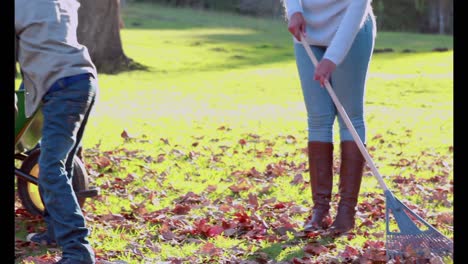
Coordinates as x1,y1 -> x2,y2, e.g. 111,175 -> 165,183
15,128 -> 453,264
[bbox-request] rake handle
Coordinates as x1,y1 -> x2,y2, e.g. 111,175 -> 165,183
299,36 -> 388,191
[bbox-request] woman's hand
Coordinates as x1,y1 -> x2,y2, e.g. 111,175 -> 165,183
314,58 -> 336,87
288,12 -> 306,41
288,12 -> 335,87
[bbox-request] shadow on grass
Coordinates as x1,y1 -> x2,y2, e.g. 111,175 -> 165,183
97,55 -> 151,75
186,34 -> 293,71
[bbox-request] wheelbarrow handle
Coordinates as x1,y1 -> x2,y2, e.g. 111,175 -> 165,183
299,34 -> 389,191
15,168 -> 38,185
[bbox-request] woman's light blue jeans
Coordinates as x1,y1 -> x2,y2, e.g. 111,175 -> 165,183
294,15 -> 376,143
38,74 -> 97,263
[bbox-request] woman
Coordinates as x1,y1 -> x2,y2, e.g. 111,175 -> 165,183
282,0 -> 376,234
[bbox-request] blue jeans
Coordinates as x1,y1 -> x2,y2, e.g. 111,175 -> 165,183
38,74 -> 97,263
294,15 -> 375,143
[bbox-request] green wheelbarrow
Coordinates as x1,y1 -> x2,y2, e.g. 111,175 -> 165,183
15,89 -> 100,216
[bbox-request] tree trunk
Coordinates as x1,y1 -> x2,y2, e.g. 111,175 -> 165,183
425,0 -> 452,34
439,0 -> 452,34
77,0 -> 142,74
427,0 -> 438,33
438,0 -> 445,34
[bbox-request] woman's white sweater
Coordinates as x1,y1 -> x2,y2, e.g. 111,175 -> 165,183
283,0 -> 375,65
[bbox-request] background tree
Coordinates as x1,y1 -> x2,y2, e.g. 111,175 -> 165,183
77,0 -> 145,74
428,0 -> 452,34
135,0 -> 453,35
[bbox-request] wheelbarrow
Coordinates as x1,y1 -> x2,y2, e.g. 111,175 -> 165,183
15,89 -> 100,216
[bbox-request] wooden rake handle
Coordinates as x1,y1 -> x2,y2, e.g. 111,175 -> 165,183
299,35 -> 389,191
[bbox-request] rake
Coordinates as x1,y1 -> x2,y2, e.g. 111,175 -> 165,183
299,36 -> 453,261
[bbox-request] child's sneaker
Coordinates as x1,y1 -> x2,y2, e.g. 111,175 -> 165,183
26,231 -> 57,246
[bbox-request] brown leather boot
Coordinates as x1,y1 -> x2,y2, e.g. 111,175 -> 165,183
303,142 -> 334,231
329,141 -> 365,235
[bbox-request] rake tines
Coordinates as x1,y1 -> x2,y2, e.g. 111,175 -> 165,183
387,232 -> 454,261
385,190 -> 453,261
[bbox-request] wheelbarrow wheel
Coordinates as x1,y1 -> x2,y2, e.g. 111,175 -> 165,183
17,148 -> 89,216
